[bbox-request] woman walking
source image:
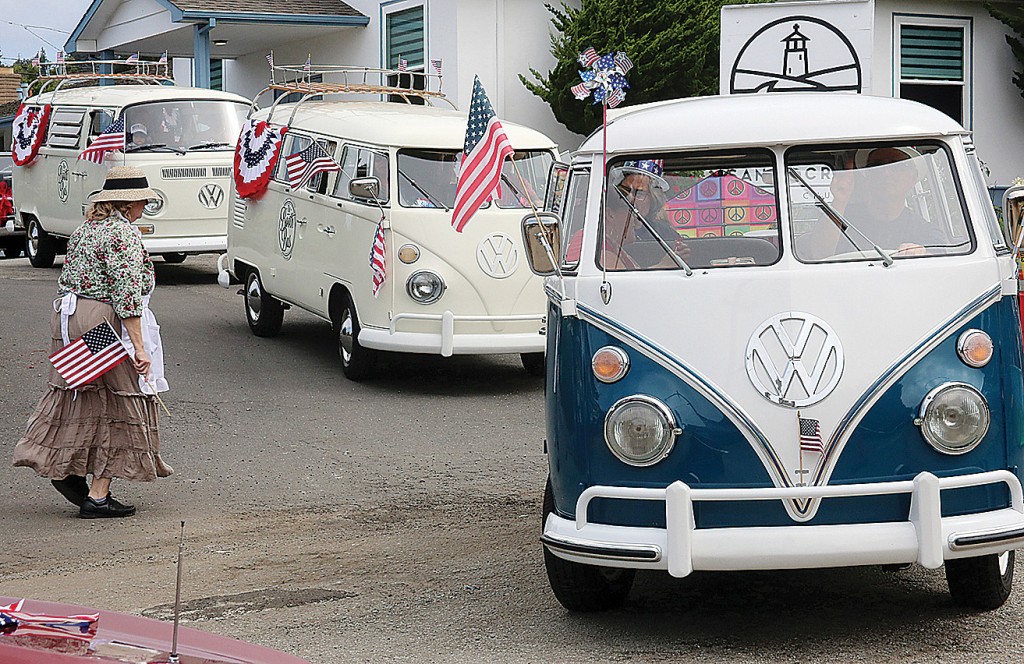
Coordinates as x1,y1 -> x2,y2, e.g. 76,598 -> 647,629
13,166 -> 172,518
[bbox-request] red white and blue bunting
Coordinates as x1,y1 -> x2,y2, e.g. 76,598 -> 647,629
11,104 -> 51,167
233,119 -> 288,200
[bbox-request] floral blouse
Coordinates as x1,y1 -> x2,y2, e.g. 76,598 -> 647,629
57,212 -> 155,318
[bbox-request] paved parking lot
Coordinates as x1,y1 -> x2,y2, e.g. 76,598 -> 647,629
2,254 -> 1024,663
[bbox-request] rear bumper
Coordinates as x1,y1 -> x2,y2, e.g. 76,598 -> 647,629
542,471 -> 1024,576
142,235 -> 226,254
358,310 -> 545,356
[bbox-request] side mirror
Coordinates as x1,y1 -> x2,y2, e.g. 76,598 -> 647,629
521,211 -> 562,276
349,176 -> 380,201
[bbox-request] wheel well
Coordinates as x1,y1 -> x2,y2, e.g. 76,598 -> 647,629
328,284 -> 352,324
234,260 -> 255,282
21,212 -> 38,229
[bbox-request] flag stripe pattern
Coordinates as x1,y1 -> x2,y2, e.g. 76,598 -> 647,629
79,116 -> 125,164
451,76 -> 514,233
398,58 -> 408,72
370,220 -> 387,297
0,599 -> 99,642
126,52 -> 139,64
578,47 -> 599,67
49,321 -> 130,389
285,141 -> 340,189
431,58 -> 442,75
799,417 -> 825,455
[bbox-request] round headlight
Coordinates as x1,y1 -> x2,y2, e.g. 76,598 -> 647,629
592,346 -> 629,383
144,191 -> 165,216
957,329 -> 993,368
917,382 -> 990,455
604,395 -> 680,466
406,270 -> 445,304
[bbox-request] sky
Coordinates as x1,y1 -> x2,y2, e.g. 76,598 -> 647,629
0,0 -> 92,63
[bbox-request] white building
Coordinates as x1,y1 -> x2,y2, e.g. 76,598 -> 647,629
721,0 -> 1024,197
63,0 -> 582,151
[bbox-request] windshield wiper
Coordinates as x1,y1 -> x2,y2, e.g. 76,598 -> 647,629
787,167 -> 893,267
611,185 -> 693,276
187,141 -> 232,151
398,169 -> 449,211
125,143 -> 186,155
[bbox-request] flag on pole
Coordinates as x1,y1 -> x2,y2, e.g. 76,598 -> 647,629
799,416 -> 825,455
79,116 -> 125,164
450,76 -> 514,233
284,141 -> 340,189
266,51 -> 274,68
303,54 -> 311,72
56,51 -> 65,64
370,219 -> 387,297
125,52 -> 139,64
431,58 -> 442,75
31,54 -> 40,68
398,57 -> 408,72
48,321 -> 130,390
158,50 -> 168,65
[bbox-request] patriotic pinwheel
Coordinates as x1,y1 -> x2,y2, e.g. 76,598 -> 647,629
571,48 -> 633,109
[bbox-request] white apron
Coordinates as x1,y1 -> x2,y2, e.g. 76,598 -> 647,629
56,292 -> 168,394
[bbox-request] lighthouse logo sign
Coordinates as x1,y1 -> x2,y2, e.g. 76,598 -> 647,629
729,16 -> 862,94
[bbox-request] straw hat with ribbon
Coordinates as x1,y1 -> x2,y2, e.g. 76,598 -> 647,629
90,166 -> 159,203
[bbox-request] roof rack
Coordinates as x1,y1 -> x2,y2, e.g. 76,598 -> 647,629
27,59 -> 173,100
251,63 -> 455,126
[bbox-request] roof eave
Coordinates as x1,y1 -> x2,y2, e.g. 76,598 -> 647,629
178,11 -> 369,26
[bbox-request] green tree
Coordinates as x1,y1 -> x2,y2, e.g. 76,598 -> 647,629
986,1 -> 1024,100
12,47 -> 47,85
521,1 -> 759,135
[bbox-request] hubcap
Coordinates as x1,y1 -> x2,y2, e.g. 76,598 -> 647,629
998,551 -> 1011,576
339,308 -> 354,364
246,277 -> 262,322
28,222 -> 38,258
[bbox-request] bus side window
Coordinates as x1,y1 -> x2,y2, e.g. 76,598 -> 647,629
306,139 -> 338,195
333,146 -> 389,204
274,134 -> 311,183
89,110 -> 115,139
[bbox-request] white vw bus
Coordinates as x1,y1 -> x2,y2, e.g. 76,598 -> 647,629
14,62 -> 249,267
525,93 -> 1024,611
222,69 -> 558,379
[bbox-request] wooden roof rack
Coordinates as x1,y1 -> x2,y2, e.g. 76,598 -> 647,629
28,59 -> 173,99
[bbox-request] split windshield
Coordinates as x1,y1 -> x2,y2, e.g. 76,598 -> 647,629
122,100 -> 247,152
396,149 -> 552,210
786,144 -> 973,262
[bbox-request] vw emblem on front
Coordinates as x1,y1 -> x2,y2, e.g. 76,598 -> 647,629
56,160 -> 69,203
476,232 -> 518,279
198,183 -> 224,209
745,312 -> 844,408
278,199 -> 296,260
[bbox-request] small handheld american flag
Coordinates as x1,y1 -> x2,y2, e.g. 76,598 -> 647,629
431,58 -> 442,75
49,320 -> 130,390
284,141 -> 340,189
398,57 -> 408,72
125,52 -> 140,65
370,219 -> 387,297
79,116 -> 125,164
799,416 -> 825,456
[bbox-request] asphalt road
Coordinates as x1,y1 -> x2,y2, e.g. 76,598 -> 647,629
2,254 -> 1024,663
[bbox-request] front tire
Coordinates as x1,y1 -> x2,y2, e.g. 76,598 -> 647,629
945,550 -> 1014,610
162,252 -> 187,264
26,218 -> 56,268
542,478 -> 635,612
244,270 -> 284,337
335,295 -> 378,381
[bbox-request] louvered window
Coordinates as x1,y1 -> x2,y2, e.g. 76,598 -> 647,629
46,107 -> 86,149
895,17 -> 971,127
386,6 -> 424,71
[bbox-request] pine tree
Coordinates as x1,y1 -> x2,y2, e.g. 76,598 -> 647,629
521,1 -> 759,135
986,1 -> 1024,100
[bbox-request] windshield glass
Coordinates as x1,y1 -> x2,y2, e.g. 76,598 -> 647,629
593,151 -> 781,271
397,149 -> 552,210
787,144 -> 972,262
123,100 -> 247,152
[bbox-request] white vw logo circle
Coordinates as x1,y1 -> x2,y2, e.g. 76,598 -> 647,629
745,312 -> 844,408
198,183 -> 224,209
278,199 -> 296,260
476,232 -> 518,279
56,160 -> 69,203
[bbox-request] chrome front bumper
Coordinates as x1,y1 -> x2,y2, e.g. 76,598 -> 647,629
542,471 -> 1024,577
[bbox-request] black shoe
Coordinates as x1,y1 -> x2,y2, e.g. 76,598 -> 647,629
79,494 -> 136,519
51,475 -> 89,507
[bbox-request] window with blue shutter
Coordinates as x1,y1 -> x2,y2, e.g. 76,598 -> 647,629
210,58 -> 223,91
900,26 -> 963,81
386,6 -> 424,71
895,17 -> 971,127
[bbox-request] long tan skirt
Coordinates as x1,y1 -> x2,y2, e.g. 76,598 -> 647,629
12,298 -> 173,481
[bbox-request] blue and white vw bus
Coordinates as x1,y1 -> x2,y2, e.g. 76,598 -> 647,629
523,93 -> 1024,612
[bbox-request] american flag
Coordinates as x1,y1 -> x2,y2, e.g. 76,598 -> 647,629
571,81 -> 590,100
56,50 -> 65,64
451,76 -> 514,233
303,54 -> 311,72
614,52 -> 634,74
266,51 -> 274,68
578,47 -> 599,67
398,57 -> 408,72
158,51 -> 168,65
431,58 -> 442,75
49,320 -> 130,390
370,219 -> 387,297
0,599 -> 99,643
799,416 -> 825,456
31,55 -> 39,67
125,52 -> 139,64
284,141 -> 340,189
79,115 -> 125,164
606,88 -> 625,108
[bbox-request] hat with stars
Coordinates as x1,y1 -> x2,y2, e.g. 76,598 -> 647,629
612,159 -> 669,191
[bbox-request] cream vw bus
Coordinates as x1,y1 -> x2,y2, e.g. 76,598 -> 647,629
14,62 -> 249,267
221,69 -> 557,379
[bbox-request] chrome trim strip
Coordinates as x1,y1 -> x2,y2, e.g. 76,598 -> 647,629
541,533 -> 662,562
949,526 -> 1024,550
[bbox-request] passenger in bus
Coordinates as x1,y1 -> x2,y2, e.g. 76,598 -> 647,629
130,123 -> 150,147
